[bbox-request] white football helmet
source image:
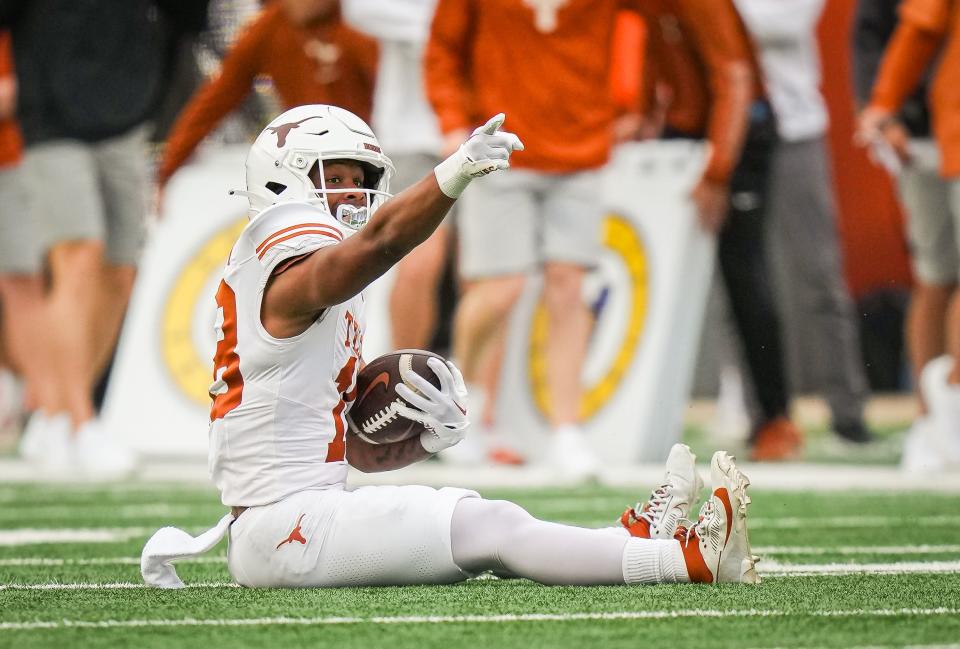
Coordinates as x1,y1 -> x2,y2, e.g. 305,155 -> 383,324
236,104 -> 395,228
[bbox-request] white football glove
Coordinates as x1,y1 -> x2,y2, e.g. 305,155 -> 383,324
434,113 -> 525,198
394,357 -> 470,454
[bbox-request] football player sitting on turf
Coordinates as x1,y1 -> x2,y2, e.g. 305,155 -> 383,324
141,104 -> 759,589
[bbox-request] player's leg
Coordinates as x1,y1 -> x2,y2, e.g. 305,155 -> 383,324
451,449 -> 759,585
228,485 -> 480,588
539,170 -> 604,478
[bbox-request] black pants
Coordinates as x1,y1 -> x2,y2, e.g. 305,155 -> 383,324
667,105 -> 789,432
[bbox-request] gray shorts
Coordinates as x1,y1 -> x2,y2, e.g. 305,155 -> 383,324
20,125 -> 149,267
0,163 -> 40,274
457,167 -> 604,279
899,139 -> 960,285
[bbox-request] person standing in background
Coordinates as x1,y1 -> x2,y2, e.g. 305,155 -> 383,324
858,0 -> 960,469
425,0 -> 653,478
633,0 -> 805,460
157,0 -> 377,196
1,0 -> 208,478
0,30 -> 39,440
734,0 -> 874,447
852,0 -> 942,470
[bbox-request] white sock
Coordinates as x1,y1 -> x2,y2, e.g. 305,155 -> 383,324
621,538 -> 690,584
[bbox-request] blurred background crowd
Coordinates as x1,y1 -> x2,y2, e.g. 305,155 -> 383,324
0,0 -> 958,480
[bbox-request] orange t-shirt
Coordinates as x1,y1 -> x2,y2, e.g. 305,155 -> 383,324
636,0 -> 762,184
159,5 -> 378,185
870,0 -> 960,177
426,0 -> 638,173
0,31 -> 22,168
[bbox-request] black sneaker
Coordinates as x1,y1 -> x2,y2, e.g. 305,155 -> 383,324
834,419 -> 875,444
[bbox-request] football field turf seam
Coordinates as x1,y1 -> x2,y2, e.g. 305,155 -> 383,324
1,608 -> 958,632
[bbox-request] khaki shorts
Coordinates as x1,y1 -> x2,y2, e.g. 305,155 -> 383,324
20,126 -> 149,266
227,484 -> 478,587
0,163 -> 40,274
899,139 -> 960,285
457,167 -> 604,279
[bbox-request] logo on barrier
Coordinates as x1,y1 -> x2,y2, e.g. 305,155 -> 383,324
528,214 -> 649,419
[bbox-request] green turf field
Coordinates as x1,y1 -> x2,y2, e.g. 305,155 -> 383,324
1,482 -> 958,649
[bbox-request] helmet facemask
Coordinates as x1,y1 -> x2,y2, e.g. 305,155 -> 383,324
304,158 -> 392,230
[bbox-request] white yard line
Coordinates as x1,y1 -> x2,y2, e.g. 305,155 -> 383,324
580,514 -> 960,529
0,556 -> 226,566
0,528 -> 155,546
0,504 -> 206,520
0,582 -> 236,591
0,608 -> 958,631
760,560 -> 960,576
755,545 -> 960,555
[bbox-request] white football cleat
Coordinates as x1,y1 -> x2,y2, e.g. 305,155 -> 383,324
621,443 -> 703,539
545,425 -> 600,481
75,419 -> 137,480
676,451 -> 760,584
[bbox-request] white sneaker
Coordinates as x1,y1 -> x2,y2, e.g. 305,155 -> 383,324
75,419 -> 137,480
545,425 -> 600,481
676,451 -> 760,584
901,416 -> 947,472
920,356 -> 960,465
621,443 -> 703,539
19,411 -> 74,476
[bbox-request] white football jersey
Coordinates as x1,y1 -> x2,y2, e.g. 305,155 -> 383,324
208,202 -> 365,507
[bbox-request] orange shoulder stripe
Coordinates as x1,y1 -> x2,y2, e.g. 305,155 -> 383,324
256,222 -> 343,254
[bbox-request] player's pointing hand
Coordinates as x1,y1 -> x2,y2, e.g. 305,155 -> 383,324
434,113 -> 524,198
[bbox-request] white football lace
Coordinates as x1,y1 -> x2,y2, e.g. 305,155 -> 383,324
634,485 -> 670,526
681,500 -> 714,547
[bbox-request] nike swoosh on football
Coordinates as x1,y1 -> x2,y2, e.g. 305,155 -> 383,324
360,372 -> 391,402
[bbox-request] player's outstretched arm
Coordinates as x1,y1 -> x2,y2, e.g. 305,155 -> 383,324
265,115 -> 523,318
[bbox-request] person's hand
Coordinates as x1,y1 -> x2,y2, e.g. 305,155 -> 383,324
433,113 -> 525,198
692,178 -> 730,233
855,105 -> 895,146
394,357 -> 470,454
856,106 -> 910,172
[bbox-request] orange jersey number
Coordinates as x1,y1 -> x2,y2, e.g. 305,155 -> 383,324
210,280 -> 244,421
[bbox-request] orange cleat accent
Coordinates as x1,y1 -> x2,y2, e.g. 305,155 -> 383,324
674,452 -> 761,584
620,507 -> 652,538
750,416 -> 803,462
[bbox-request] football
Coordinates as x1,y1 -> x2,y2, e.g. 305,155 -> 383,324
347,349 -> 445,444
